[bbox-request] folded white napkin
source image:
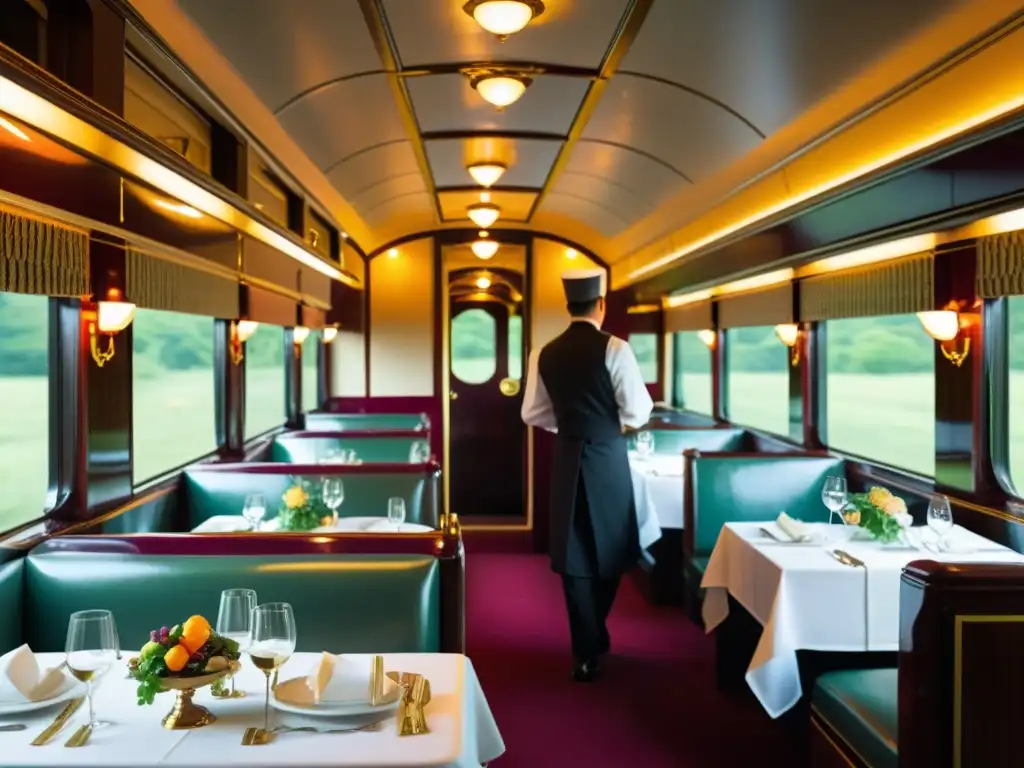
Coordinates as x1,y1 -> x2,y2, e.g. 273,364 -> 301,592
775,512 -> 810,542
0,645 -> 65,704
304,653 -> 399,705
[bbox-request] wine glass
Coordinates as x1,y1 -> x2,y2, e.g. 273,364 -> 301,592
927,495 -> 954,549
215,589 -> 257,698
347,449 -> 359,465
66,610 -> 118,729
635,431 -> 654,459
322,478 -> 345,526
388,497 -> 407,531
408,441 -> 430,464
821,476 -> 848,525
242,493 -> 266,531
249,603 -> 297,734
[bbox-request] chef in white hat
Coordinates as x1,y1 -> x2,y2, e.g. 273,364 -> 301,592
521,267 -> 653,682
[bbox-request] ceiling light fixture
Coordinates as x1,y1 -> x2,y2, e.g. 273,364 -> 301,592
476,276 -> 492,289
467,161 -> 507,188
472,231 -> 499,260
0,116 -> 29,141
467,202 -> 500,228
463,0 -> 545,41
463,66 -> 541,110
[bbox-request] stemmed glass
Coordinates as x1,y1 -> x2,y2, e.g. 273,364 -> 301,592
242,493 -> 266,531
927,495 -> 954,550
409,441 -> 430,464
635,431 -> 654,459
389,497 -> 407,531
215,589 -> 257,698
249,603 -> 297,735
347,449 -> 359,465
66,610 -> 118,730
821,476 -> 848,525
322,478 -> 345,527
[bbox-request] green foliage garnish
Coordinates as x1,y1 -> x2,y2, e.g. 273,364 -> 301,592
277,476 -> 330,531
129,631 -> 242,706
131,645 -> 168,706
846,492 -> 905,543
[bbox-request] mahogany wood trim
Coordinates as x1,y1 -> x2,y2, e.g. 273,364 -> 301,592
281,429 -> 428,440
187,461 -> 442,477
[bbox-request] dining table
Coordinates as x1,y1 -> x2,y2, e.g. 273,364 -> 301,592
700,521 -> 1024,718
0,651 -> 504,767
191,516 -> 435,534
628,452 -> 685,530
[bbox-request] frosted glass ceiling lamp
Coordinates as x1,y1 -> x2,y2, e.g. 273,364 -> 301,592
463,0 -> 545,40
463,67 -> 540,110
472,237 -> 499,259
467,202 -> 500,228
467,161 -> 507,187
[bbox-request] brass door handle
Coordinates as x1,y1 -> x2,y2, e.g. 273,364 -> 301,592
499,378 -> 520,396
449,390 -> 458,400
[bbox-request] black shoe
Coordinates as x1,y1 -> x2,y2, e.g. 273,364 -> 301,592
572,658 -> 600,682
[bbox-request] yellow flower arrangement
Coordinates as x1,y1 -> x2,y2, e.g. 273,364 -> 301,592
283,486 -> 308,509
276,477 -> 327,531
846,486 -> 912,542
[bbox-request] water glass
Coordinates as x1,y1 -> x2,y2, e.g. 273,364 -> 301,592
242,493 -> 266,531
347,449 -> 359,465
215,589 -> 257,698
821,476 -> 847,524
322,478 -> 345,525
249,603 -> 297,733
66,609 -> 118,729
927,495 -> 954,548
636,431 -> 654,459
388,497 -> 407,531
409,441 -> 430,464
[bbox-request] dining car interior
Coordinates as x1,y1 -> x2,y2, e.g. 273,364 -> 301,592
3,0 -> 1024,766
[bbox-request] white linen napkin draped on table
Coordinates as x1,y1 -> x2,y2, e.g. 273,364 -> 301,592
1,652 -> 504,767
0,645 -> 64,704
700,522 -> 1024,718
192,516 -> 433,534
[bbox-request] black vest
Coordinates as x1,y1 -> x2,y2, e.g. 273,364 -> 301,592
538,321 -> 622,442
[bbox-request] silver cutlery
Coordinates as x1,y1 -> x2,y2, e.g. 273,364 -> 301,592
0,724 -> 26,732
272,721 -> 385,735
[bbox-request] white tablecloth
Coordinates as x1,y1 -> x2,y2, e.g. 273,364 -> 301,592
192,516 -> 434,534
629,469 -> 663,556
701,522 -> 1024,718
1,652 -> 503,767
628,453 -> 684,529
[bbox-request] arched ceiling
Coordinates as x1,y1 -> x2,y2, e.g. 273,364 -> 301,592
136,0 -> 999,275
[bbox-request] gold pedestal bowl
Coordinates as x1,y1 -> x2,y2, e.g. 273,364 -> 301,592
160,661 -> 241,730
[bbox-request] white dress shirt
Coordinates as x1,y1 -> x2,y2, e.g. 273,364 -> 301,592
521,319 -> 654,434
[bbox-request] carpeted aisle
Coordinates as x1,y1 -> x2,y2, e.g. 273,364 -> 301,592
465,553 -> 799,767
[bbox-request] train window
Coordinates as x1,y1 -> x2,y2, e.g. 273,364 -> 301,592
725,326 -> 789,435
0,292 -> 48,530
451,308 -> 496,384
629,333 -> 658,384
245,324 -> 286,439
301,331 -> 320,412
508,315 -> 522,380
824,314 -> 934,476
1006,297 -> 1024,491
132,308 -> 216,484
671,332 -> 712,414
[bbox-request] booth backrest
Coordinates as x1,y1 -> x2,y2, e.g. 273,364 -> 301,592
0,557 -> 23,653
305,413 -> 428,432
685,452 -> 844,556
182,463 -> 441,528
271,432 -> 429,464
629,428 -> 747,455
648,409 -> 718,428
22,536 -> 447,654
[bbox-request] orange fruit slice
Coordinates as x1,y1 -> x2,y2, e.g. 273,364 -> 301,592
164,644 -> 189,673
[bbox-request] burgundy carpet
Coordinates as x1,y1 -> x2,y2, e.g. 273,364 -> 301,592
465,553 -> 799,767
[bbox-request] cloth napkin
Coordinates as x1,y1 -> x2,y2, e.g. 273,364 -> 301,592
0,645 -> 65,704
772,512 -> 810,542
276,653 -> 399,706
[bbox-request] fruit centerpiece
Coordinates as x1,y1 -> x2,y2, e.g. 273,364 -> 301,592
127,615 -> 241,729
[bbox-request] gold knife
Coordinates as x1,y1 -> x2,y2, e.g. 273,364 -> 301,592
64,724 -> 91,748
31,697 -> 83,746
835,549 -> 865,567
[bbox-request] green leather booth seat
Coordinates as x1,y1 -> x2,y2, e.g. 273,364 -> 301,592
22,547 -> 441,655
183,465 -> 440,528
628,428 -> 747,455
812,668 -> 898,768
648,408 -> 718,428
0,557 -> 23,654
305,413 -> 428,431
271,434 -> 429,464
687,453 -> 843,569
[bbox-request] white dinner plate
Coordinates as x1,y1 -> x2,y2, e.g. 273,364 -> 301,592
270,675 -> 403,718
0,674 -> 85,716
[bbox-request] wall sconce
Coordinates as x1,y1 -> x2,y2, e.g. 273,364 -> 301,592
323,327 -> 338,343
89,298 -> 136,367
774,323 -> 801,366
917,310 -> 970,367
229,320 -> 259,365
697,329 -> 716,348
292,325 -> 310,358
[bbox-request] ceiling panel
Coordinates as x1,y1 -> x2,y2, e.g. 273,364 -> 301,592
407,73 -> 589,134
362,191 -> 435,228
618,0 -> 966,135
327,141 -> 421,201
539,192 -> 630,238
350,172 -> 428,213
277,74 -> 407,170
562,140 -> 685,207
438,190 -> 538,222
178,0 -> 381,112
381,0 -> 632,69
546,172 -> 656,230
425,137 -> 563,188
582,74 -> 763,183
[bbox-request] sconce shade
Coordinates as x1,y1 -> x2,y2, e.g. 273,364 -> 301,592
467,202 -> 501,228
323,327 -> 338,343
467,162 -> 506,187
236,320 -> 259,343
774,323 -> 799,347
917,310 -> 960,341
293,326 -> 310,345
97,301 -> 136,333
472,239 -> 499,259
697,329 -> 716,348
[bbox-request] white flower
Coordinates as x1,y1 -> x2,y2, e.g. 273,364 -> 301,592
895,512 -> 913,529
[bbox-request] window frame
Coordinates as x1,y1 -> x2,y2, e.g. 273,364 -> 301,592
987,297 -> 1019,497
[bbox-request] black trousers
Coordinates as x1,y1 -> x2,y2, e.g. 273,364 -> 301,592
562,573 -> 620,660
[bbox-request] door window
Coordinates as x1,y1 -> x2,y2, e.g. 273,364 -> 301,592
508,314 -> 522,380
451,308 -> 497,384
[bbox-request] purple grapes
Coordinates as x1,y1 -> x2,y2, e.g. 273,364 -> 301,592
149,626 -> 172,644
